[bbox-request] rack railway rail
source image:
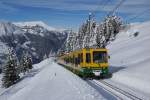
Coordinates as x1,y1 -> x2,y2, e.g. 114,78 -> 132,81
87,80 -> 143,100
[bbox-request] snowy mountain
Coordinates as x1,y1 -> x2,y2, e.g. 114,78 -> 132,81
0,22 -> 24,36
14,21 -> 56,31
107,21 -> 150,98
0,21 -> 68,67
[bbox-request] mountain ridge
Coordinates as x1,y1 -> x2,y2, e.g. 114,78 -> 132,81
0,21 -> 68,66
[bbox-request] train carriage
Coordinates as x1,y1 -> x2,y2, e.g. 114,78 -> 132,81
57,48 -> 111,78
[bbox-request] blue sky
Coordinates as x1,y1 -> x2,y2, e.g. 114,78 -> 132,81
0,0 -> 150,31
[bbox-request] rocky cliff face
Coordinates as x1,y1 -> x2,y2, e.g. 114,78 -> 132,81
0,21 -> 67,66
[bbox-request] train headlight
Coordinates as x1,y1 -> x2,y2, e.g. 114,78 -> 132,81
93,70 -> 101,76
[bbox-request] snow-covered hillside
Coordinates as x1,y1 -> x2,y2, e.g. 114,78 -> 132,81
107,21 -> 150,98
0,58 -> 106,100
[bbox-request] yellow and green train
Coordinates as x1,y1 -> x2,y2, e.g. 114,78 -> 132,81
57,48 -> 111,78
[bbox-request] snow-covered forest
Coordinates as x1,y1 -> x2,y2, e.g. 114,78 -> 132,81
2,48 -> 33,88
61,14 -> 122,53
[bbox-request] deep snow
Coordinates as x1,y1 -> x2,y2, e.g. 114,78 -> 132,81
107,21 -> 150,98
0,58 -> 106,100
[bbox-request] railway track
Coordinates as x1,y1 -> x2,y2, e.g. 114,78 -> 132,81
87,80 -> 143,100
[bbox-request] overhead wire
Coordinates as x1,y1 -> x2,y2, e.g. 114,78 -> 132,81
96,0 -> 111,12
82,0 -> 112,20
107,0 -> 126,16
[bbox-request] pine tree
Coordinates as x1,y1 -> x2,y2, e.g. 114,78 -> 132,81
64,29 -> 75,53
43,54 -> 48,60
2,48 -> 20,88
20,51 -> 28,74
20,51 -> 33,74
26,54 -> 32,70
83,14 -> 96,48
96,15 -> 122,48
75,13 -> 97,49
48,50 -> 53,58
59,14 -> 122,54
75,24 -> 85,49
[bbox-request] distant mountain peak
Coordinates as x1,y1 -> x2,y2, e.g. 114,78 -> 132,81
0,21 -> 22,36
13,21 -> 56,31
0,21 -> 68,65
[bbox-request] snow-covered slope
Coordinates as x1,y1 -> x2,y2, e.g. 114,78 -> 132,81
107,21 -> 150,97
0,58 -> 105,100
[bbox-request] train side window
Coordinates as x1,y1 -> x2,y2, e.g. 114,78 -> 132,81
71,57 -> 73,63
69,57 -> 71,63
81,53 -> 83,63
75,58 -> 78,65
73,55 -> 75,64
78,54 -> 80,64
86,53 -> 91,63
79,53 -> 83,63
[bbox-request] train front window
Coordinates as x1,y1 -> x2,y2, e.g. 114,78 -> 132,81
93,51 -> 107,63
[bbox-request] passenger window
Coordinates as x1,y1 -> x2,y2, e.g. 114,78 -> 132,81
78,53 -> 83,63
81,53 -> 83,63
86,53 -> 91,63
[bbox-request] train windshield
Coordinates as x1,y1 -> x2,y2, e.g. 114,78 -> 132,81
93,51 -> 107,63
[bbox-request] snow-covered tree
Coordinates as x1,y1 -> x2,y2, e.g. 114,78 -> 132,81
20,51 -> 33,74
83,14 -> 97,48
26,54 -> 32,70
59,14 -> 122,54
74,23 -> 86,49
96,15 -> 122,48
2,48 -> 20,88
20,51 -> 28,74
74,13 -> 97,49
48,50 -> 56,58
43,54 -> 48,60
64,29 -> 76,52
96,23 -> 105,48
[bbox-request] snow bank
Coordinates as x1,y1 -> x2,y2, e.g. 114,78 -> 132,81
0,58 -> 106,100
107,21 -> 150,97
